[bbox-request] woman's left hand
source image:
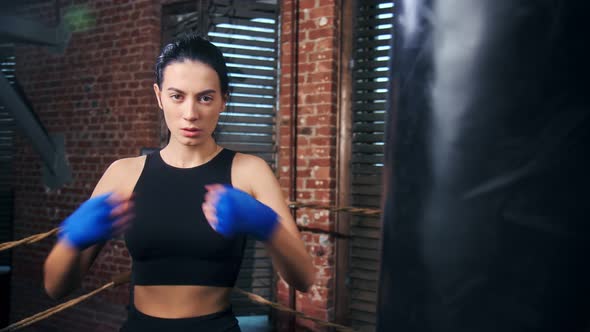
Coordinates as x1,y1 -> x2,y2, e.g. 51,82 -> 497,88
202,184 -> 280,241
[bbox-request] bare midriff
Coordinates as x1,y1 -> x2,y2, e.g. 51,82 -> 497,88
133,285 -> 233,318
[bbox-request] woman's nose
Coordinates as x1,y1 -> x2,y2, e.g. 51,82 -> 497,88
182,103 -> 199,121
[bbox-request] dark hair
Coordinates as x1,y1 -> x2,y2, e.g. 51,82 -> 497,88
155,34 -> 229,96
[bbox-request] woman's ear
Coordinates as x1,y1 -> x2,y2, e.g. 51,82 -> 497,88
153,83 -> 164,110
221,93 -> 229,113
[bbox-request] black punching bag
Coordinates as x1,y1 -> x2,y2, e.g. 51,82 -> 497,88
377,1 -> 590,332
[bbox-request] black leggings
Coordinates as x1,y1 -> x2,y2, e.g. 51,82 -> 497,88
120,305 -> 241,332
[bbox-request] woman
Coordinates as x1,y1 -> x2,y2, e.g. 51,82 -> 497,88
43,34 -> 315,331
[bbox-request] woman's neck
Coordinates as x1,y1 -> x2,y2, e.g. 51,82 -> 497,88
160,139 -> 221,168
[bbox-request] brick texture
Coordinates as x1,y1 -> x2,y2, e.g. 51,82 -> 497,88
277,0 -> 339,331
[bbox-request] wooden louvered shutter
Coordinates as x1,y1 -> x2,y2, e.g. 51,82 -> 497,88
348,1 -> 394,331
208,0 -> 278,316
161,0 -> 278,317
0,44 -> 15,268
208,0 -> 278,164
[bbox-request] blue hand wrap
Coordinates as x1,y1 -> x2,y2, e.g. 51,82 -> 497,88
214,187 -> 279,242
58,193 -> 116,250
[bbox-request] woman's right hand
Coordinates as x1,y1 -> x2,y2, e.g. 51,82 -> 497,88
58,193 -> 134,250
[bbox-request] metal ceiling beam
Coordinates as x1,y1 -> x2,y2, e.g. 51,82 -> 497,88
0,73 -> 71,189
0,14 -> 69,52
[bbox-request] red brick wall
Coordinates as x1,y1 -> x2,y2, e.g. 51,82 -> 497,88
10,1 -> 161,331
277,0 -> 339,331
8,0 -> 343,331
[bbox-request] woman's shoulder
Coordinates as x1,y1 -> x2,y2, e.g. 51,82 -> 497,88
230,152 -> 275,194
107,155 -> 147,176
231,152 -> 269,171
93,155 -> 147,196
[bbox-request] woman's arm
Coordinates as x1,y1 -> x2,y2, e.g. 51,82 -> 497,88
236,155 -> 315,292
43,238 -> 103,299
43,158 -> 137,299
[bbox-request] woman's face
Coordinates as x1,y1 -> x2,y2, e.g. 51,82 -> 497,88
153,60 -> 226,146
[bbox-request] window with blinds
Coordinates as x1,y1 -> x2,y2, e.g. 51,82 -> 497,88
208,0 -> 278,165
349,1 -> 394,330
0,44 -> 15,267
161,0 -> 278,317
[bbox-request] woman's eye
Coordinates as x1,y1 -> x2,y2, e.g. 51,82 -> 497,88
171,94 -> 183,101
200,95 -> 213,103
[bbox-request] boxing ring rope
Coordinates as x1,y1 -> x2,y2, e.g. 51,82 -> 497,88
0,273 -> 130,332
233,288 -> 355,332
0,270 -> 356,332
0,201 -> 375,331
0,202 -> 382,253
287,202 -> 381,217
289,202 -> 381,238
0,228 -> 58,252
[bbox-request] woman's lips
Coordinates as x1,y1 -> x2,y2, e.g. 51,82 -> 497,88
181,128 -> 202,137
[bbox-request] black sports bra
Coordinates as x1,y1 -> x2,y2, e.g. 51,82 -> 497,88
124,149 -> 246,286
